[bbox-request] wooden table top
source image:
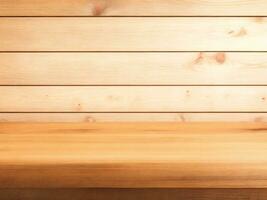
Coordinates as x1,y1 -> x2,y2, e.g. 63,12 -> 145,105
0,122 -> 267,188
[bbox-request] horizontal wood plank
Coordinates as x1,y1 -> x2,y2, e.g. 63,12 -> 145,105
1,113 -> 267,122
1,18 -> 267,51
1,122 -> 267,188
1,0 -> 267,16
1,53 -> 267,85
1,189 -> 267,200
0,86 -> 266,112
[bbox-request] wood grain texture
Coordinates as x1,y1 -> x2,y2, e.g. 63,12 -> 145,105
1,113 -> 267,122
1,122 -> 267,188
1,17 -> 267,51
1,0 -> 267,16
1,52 -> 267,85
1,189 -> 267,200
0,86 -> 266,112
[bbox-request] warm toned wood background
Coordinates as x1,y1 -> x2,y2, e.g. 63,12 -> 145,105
1,189 -> 267,200
1,0 -> 267,198
1,52 -> 267,85
1,18 -> 267,51
0,0 -> 267,16
1,122 -> 267,188
0,86 -> 267,112
0,0 -> 267,122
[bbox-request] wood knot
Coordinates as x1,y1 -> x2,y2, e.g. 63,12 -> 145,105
76,103 -> 83,111
228,27 -> 247,37
85,116 -> 96,123
186,90 -> 191,97
254,17 -> 265,24
179,114 -> 186,122
194,52 -> 204,64
92,0 -> 107,16
215,52 -> 226,64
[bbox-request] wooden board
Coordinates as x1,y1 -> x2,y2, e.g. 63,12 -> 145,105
1,52 -> 267,85
0,86 -> 266,112
1,0 -> 267,16
1,17 -> 267,51
1,189 -> 267,200
1,113 -> 267,122
1,122 -> 267,188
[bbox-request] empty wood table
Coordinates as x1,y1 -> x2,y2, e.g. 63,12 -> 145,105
1,122 -> 267,199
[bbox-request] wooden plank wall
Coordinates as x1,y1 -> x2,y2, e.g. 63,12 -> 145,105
0,0 -> 267,122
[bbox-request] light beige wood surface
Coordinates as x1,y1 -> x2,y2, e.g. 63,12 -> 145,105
1,0 -> 267,197
1,113 -> 267,122
1,0 -> 267,16
1,17 -> 267,51
1,52 -> 267,85
0,86 -> 266,112
1,122 -> 267,188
